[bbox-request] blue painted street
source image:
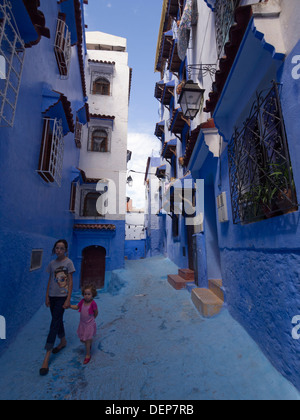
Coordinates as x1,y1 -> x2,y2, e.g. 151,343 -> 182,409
0,256 -> 299,401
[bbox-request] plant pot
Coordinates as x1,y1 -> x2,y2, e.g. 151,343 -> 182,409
276,189 -> 298,214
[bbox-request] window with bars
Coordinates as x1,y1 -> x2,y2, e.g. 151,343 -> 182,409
0,2 -> 25,127
37,118 -> 64,186
228,82 -> 298,225
54,13 -> 71,78
92,77 -> 110,96
74,120 -> 83,148
214,0 -> 240,59
88,128 -> 110,152
80,186 -> 108,217
83,192 -> 101,217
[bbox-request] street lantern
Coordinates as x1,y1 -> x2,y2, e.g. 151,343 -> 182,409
127,175 -> 133,188
178,80 -> 205,120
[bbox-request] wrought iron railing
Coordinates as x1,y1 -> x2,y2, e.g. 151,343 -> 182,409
228,82 -> 298,224
0,1 -> 25,127
74,121 -> 83,148
37,118 -> 64,187
54,16 -> 71,78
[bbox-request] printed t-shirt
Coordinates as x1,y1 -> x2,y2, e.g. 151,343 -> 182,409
46,258 -> 75,298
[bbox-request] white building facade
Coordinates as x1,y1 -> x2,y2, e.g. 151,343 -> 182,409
72,31 -> 131,290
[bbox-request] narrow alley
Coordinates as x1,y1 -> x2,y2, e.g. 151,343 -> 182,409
0,256 -> 299,401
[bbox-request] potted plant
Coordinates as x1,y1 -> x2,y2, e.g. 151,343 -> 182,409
269,163 -> 298,213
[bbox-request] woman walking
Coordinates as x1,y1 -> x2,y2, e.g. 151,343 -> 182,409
40,239 -> 75,376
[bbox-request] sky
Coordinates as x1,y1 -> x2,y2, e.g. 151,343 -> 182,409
84,0 -> 163,208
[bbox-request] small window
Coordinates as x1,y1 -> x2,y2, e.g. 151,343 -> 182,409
69,181 -> 77,213
83,192 -> 101,217
88,129 -> 109,152
37,118 -> 64,186
30,250 -> 43,271
54,13 -> 71,77
93,77 -> 110,96
74,120 -> 83,148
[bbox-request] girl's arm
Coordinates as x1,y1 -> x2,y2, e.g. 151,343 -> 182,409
63,273 -> 73,309
45,275 -> 51,307
70,305 -> 79,310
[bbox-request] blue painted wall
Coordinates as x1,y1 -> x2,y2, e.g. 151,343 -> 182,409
0,0 -> 86,353
212,40 -> 300,390
125,240 -> 146,260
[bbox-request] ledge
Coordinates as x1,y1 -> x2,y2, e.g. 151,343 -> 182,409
211,1 -> 286,140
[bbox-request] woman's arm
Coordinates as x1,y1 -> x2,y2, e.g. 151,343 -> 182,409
45,275 -> 51,307
70,305 -> 79,310
63,273 -> 73,309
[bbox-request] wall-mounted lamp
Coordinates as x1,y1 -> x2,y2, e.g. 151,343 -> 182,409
127,169 -> 158,188
127,175 -> 133,188
178,80 -> 205,120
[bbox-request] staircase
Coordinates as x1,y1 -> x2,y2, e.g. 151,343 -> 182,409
191,279 -> 224,318
167,269 -> 195,290
168,269 -> 224,318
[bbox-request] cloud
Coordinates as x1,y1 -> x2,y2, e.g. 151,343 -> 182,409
127,132 -> 161,209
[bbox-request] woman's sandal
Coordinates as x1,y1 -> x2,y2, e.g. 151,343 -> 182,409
52,345 -> 66,354
83,356 -> 91,365
39,367 -> 49,376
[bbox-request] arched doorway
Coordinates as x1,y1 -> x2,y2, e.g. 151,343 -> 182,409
81,246 -> 106,289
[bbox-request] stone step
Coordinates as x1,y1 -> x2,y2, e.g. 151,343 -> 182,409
168,274 -> 190,290
191,288 -> 223,318
186,282 -> 197,293
208,279 -> 224,302
178,269 -> 194,281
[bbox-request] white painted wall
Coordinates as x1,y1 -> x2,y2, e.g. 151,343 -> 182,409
79,31 -> 130,221
126,212 -> 146,240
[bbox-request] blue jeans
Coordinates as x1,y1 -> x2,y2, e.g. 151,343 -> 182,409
45,297 -> 66,351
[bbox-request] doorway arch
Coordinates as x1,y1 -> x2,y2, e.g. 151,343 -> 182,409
81,246 -> 106,289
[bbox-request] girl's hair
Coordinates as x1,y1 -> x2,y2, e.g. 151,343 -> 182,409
52,239 -> 69,255
82,284 -> 98,298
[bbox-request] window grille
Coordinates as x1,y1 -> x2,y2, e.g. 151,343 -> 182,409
83,192 -> 101,217
80,188 -> 108,217
37,118 -> 64,187
54,14 -> 71,78
92,77 -> 110,96
214,0 -> 240,59
74,120 -> 82,148
228,82 -> 298,225
0,1 -> 25,127
88,128 -> 110,152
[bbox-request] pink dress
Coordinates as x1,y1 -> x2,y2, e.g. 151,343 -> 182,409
77,300 -> 97,342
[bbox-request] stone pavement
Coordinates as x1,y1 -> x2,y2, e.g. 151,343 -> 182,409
0,256 -> 299,400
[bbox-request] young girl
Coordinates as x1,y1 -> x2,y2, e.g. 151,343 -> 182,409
40,239 -> 75,376
71,285 -> 98,365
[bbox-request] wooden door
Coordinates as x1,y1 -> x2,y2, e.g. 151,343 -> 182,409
186,224 -> 195,271
81,246 -> 106,289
